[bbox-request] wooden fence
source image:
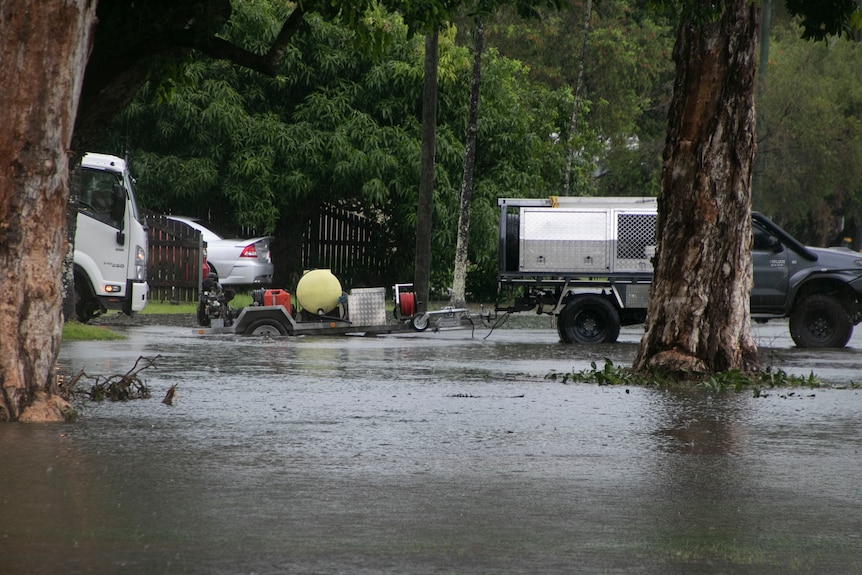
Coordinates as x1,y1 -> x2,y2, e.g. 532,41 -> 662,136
144,211 -> 204,303
302,204 -> 389,288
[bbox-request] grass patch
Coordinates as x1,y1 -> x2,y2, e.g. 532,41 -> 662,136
62,321 -> 125,342
142,293 -> 253,315
546,359 -> 829,395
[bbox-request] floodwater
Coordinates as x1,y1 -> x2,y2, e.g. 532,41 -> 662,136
2,320 -> 862,574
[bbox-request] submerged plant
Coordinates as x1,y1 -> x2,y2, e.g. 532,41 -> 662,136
547,359 -> 823,395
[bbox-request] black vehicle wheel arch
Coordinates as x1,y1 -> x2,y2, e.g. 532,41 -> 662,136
73,268 -> 102,323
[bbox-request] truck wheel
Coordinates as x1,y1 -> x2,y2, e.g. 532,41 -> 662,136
789,294 -> 853,348
558,295 -> 621,344
74,274 -> 101,323
245,319 -> 288,337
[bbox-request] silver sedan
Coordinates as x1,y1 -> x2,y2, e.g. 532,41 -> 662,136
167,216 -> 273,287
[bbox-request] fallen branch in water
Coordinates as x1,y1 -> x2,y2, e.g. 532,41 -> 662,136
63,355 -> 160,402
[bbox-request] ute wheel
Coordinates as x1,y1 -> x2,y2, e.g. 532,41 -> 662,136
789,294 -> 853,348
557,295 -> 621,344
245,319 -> 288,337
410,313 -> 429,332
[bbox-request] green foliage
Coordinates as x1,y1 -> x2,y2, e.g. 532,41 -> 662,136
481,1 -> 675,198
785,0 -> 858,40
547,359 -> 824,393
755,24 -> 862,245
110,0 -> 577,296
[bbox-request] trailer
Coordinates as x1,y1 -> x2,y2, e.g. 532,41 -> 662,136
196,271 -> 481,337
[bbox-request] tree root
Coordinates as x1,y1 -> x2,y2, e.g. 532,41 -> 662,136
18,392 -> 76,423
646,350 -> 707,376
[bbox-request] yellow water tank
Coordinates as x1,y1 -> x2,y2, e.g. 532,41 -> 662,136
296,269 -> 343,314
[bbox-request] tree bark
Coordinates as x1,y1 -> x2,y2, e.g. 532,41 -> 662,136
0,0 -> 98,421
562,0 -> 592,197
450,19 -> 484,307
414,31 -> 439,313
633,1 -> 760,375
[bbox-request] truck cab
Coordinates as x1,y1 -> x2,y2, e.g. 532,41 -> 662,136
74,153 -> 148,321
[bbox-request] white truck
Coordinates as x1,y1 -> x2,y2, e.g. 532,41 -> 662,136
496,196 -> 862,348
73,153 -> 148,322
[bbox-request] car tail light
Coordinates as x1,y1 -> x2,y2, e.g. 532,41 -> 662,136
240,245 -> 258,258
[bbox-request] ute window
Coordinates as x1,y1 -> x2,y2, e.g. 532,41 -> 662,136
79,169 -> 123,228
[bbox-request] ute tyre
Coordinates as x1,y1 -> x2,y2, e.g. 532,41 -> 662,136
246,319 -> 288,337
789,294 -> 853,348
558,295 -> 621,344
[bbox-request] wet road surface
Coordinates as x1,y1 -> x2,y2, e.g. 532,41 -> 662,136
1,320 -> 861,574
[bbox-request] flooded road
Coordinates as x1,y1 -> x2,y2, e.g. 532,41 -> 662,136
2,321 -> 862,574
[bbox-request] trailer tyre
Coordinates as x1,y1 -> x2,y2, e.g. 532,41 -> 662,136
246,319 -> 288,337
789,294 -> 853,348
410,313 -> 429,332
558,295 -> 621,344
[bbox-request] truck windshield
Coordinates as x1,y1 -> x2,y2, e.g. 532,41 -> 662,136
79,169 -> 124,228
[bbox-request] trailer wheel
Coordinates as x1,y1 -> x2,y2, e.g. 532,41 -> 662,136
245,319 -> 288,337
789,294 -> 853,348
558,295 -> 621,344
410,313 -> 429,332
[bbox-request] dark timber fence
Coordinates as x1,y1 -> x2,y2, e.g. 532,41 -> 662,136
144,211 -> 204,303
302,204 -> 388,288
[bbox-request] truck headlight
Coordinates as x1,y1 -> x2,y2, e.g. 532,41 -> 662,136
135,245 -> 147,280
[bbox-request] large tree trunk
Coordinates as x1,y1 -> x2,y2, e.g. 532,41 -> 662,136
450,19 -> 484,308
0,0 -> 97,421
633,1 -> 760,375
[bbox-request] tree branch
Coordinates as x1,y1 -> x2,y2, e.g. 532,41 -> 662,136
187,4 -> 307,76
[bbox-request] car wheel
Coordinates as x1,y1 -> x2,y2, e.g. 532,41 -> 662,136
789,294 -> 852,348
245,319 -> 287,337
558,295 -> 621,344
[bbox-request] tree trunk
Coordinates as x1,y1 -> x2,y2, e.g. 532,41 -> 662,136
414,31 -> 439,313
562,0 -> 592,197
633,1 -> 760,375
0,0 -> 97,421
450,19 -> 484,308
